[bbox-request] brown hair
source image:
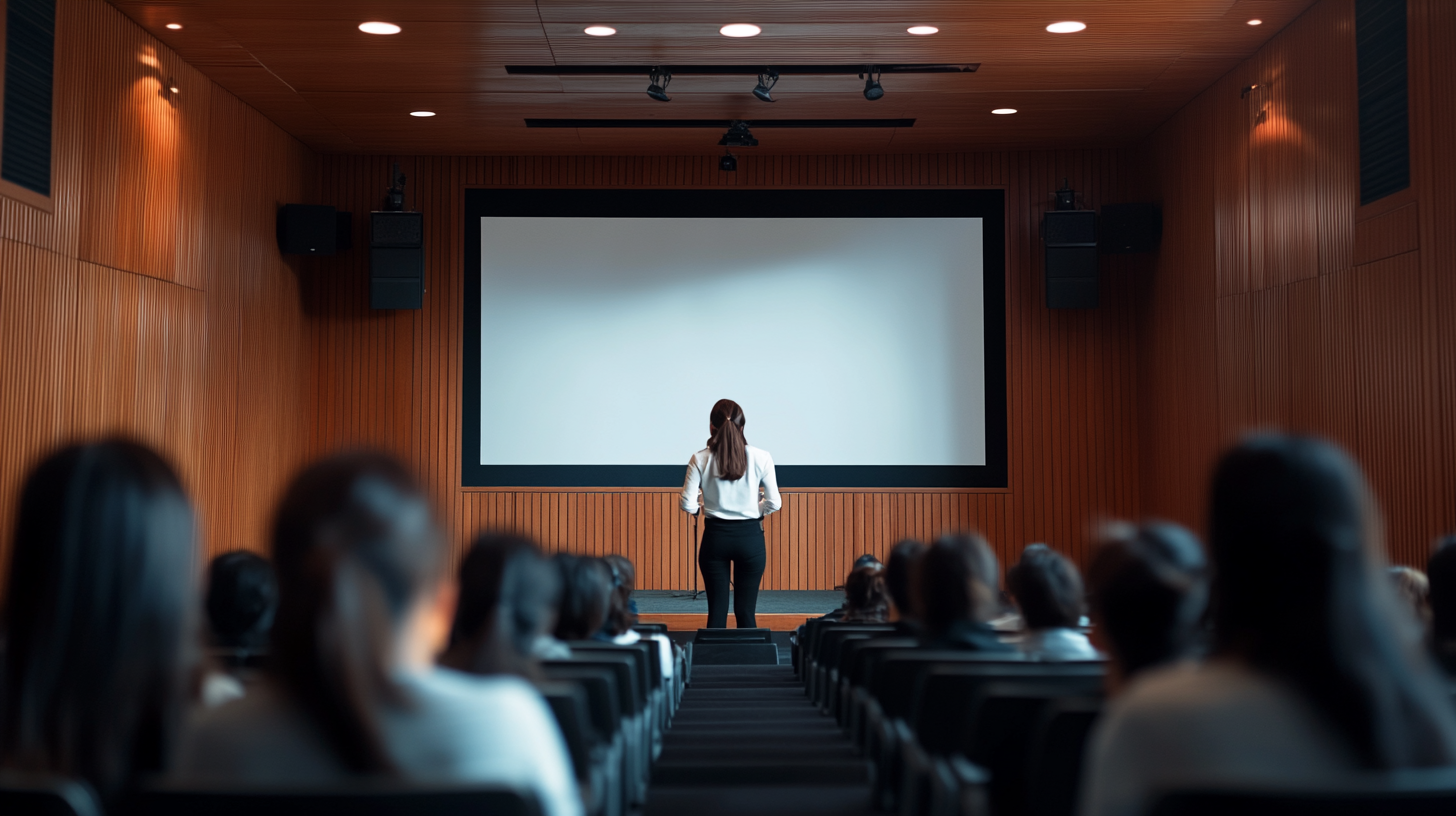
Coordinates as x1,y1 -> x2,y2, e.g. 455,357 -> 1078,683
919,533 -> 1000,637
708,399 -> 748,481
844,565 -> 890,623
269,451 -> 445,774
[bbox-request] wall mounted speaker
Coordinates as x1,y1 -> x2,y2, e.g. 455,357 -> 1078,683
1099,203 -> 1162,253
370,212 -> 423,310
277,204 -> 339,255
1043,210 -> 1098,309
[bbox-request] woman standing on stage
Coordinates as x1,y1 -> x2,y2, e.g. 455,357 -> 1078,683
681,399 -> 782,628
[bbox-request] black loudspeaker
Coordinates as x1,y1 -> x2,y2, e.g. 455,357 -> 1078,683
1044,210 -> 1098,309
370,212 -> 423,310
1099,203 -> 1162,253
277,204 -> 340,255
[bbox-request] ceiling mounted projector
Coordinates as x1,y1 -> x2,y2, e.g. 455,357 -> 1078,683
752,69 -> 779,102
718,121 -> 758,147
646,67 -> 672,102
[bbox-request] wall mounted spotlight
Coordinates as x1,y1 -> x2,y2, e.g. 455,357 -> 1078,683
1241,83 -> 1261,98
752,69 -> 779,102
647,67 -> 672,102
860,66 -> 884,101
718,121 -> 758,147
720,153 -> 738,171
167,77 -> 179,94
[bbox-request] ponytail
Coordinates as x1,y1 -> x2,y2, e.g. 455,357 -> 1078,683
707,399 -> 749,481
270,452 -> 443,774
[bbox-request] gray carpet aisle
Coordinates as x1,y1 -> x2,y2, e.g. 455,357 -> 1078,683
643,662 -> 875,816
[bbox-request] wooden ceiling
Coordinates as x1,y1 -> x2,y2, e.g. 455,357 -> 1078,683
108,0 -> 1320,156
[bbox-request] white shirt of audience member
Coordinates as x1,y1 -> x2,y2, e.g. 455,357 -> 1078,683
1079,659 -> 1360,816
1019,627 -> 1101,661
175,668 -> 583,816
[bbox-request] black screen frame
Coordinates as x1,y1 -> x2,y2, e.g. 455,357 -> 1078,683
462,187 -> 1008,489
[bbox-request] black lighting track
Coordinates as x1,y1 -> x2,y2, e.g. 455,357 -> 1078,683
505,63 -> 978,76
526,118 -> 914,129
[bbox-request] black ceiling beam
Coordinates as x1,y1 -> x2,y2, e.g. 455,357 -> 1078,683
506,63 -> 977,76
526,118 -> 914,129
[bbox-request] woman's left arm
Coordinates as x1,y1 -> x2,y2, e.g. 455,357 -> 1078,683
759,453 -> 782,517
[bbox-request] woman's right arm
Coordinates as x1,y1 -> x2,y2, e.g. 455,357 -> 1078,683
680,455 -> 701,514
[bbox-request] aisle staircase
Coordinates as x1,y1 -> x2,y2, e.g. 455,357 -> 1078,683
643,662 -> 874,816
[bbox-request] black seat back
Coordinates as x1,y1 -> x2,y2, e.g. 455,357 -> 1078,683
570,641 -> 659,694
130,785 -> 543,816
1024,696 -> 1102,816
538,665 -> 621,741
633,623 -> 668,635
844,638 -> 920,690
1148,785 -> 1456,816
544,657 -> 637,718
816,625 -> 896,669
0,775 -> 101,816
694,628 -> 772,643
917,667 -> 1103,755
537,681 -> 596,777
870,651 -> 1028,719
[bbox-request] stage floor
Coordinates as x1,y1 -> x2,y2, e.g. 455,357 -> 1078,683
634,589 -> 842,615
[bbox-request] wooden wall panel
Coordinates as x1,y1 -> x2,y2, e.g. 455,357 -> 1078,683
307,150 -> 1143,588
0,0 -> 314,573
1137,0 -> 1456,568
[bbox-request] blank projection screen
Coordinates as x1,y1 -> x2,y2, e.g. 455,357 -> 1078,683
463,189 -> 1007,488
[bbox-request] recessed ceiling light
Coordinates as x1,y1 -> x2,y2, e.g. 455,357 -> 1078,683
719,23 -> 762,38
584,26 -> 616,36
165,23 -> 182,30
1046,21 -> 1087,33
1247,18 -> 1263,25
358,21 -> 402,35
907,26 -> 939,36
409,111 -> 436,117
992,108 -> 1017,115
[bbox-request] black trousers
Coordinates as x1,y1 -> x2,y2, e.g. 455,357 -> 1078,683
699,517 -> 767,629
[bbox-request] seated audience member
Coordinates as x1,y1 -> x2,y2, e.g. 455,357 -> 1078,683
1389,565 -> 1432,631
842,564 -> 890,623
441,535 -> 562,680
600,554 -> 676,680
884,539 -> 926,634
175,452 -> 581,816
1006,544 -> 1099,660
604,553 -> 640,623
1080,436 -> 1456,816
820,553 -> 886,622
0,441 -> 195,805
1085,522 -> 1208,694
554,555 -> 613,642
1427,536 -> 1456,675
918,533 -> 1015,652
201,550 -> 279,705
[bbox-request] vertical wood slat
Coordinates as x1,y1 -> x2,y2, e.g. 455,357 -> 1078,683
0,0 -> 313,575
1138,0 -> 1456,568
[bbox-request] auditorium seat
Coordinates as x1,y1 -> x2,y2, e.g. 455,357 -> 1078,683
130,785 -> 542,816
1023,697 -> 1103,816
834,638 -> 919,728
0,774 -> 100,816
539,681 -> 614,816
1145,775 -> 1456,816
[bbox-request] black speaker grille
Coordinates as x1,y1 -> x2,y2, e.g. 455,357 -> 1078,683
1356,0 -> 1409,205
1,0 -> 54,196
371,212 -> 423,247
1043,211 -> 1096,246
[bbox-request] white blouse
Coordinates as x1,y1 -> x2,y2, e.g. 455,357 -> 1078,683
680,445 -> 782,521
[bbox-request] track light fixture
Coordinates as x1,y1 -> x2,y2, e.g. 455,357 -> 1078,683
646,67 -> 672,102
860,66 -> 884,101
718,121 -> 758,148
752,69 -> 779,103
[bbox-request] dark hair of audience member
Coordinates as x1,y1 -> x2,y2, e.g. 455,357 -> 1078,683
442,534 -> 560,679
853,553 -> 882,570
602,554 -> 637,637
885,539 -> 926,620
1,440 -> 195,801
269,451 -> 446,774
554,555 -> 613,640
1006,543 -> 1084,630
1086,522 -> 1207,682
918,533 -> 1000,637
1209,434 -> 1456,768
1427,536 -> 1456,669
1389,566 -> 1432,629
205,550 -> 278,651
843,565 -> 889,623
